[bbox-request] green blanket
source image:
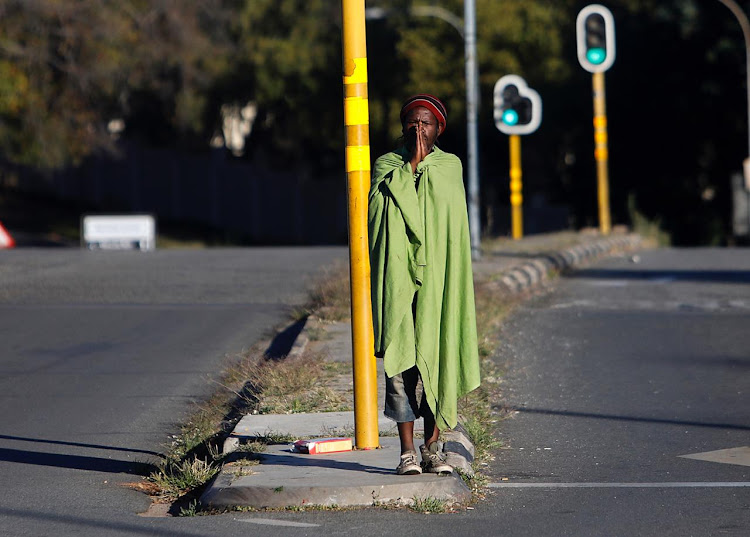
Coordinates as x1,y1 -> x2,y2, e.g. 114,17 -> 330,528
368,146 -> 480,431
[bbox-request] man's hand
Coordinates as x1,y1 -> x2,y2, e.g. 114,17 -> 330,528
409,120 -> 428,174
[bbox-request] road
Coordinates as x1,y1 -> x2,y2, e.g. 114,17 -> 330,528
195,247 -> 747,537
0,247 -> 346,536
481,247 -> 750,536
1,246 -> 748,536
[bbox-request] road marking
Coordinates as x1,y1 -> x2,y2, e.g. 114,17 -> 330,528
679,446 -> 750,467
237,518 -> 320,527
585,280 -> 629,287
489,482 -> 750,489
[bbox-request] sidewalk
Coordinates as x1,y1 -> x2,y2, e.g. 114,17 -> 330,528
200,230 -> 644,510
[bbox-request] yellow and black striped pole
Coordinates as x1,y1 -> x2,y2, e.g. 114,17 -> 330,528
341,0 -> 379,449
592,71 -> 611,235
509,134 -> 523,239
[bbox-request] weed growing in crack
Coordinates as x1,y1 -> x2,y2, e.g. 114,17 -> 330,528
410,497 -> 448,514
147,457 -> 219,502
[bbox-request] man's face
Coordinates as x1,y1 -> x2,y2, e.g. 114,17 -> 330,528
402,106 -> 442,151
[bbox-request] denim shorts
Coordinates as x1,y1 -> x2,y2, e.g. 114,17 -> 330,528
384,366 -> 427,423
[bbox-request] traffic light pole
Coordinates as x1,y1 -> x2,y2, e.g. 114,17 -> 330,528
715,0 -> 750,186
592,71 -> 611,235
341,0 -> 379,450
464,0 -> 481,260
509,134 -> 523,239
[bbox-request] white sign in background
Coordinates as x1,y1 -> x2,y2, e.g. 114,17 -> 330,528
82,215 -> 156,251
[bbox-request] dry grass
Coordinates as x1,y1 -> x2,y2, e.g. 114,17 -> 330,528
305,261 -> 352,322
224,350 -> 350,415
481,230 -> 587,254
147,457 -> 220,502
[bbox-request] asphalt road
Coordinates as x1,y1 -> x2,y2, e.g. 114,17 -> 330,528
2,246 -> 748,536
481,247 -> 750,536
0,247 -> 346,536
186,247 -> 747,537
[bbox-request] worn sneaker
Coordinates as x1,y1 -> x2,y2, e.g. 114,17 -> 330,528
420,442 -> 453,475
396,450 -> 422,475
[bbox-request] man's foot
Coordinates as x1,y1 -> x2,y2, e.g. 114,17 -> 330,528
396,450 -> 422,475
420,442 -> 452,475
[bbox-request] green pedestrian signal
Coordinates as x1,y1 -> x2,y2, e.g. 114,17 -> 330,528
576,5 -> 616,73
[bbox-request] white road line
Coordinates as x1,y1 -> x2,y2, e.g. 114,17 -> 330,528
237,518 -> 321,527
489,482 -> 750,489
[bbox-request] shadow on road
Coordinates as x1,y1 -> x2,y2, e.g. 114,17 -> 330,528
0,434 -> 160,456
497,406 -> 750,431
264,316 -> 307,360
0,446 -> 157,475
566,269 -> 750,284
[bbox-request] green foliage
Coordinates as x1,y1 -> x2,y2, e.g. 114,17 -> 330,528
179,499 -> 200,517
0,0 -> 229,168
227,0 -> 344,165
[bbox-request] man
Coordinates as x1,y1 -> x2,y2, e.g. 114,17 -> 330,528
368,94 -> 481,475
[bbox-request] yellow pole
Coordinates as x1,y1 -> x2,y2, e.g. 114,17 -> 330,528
509,134 -> 523,239
592,71 -> 611,235
341,0 -> 379,449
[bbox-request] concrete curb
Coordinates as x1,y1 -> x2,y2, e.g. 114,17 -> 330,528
493,233 -> 642,294
222,412 -> 476,478
201,437 -> 471,510
441,422 -> 475,476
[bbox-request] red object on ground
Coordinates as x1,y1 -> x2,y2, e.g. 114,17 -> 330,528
0,222 -> 15,249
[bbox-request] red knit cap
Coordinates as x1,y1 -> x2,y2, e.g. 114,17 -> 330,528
400,94 -> 447,132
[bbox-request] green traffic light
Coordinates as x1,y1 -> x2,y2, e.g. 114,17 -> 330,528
502,109 -> 519,126
586,47 -> 606,65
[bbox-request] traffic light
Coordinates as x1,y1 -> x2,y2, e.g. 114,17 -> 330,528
493,75 -> 542,136
576,5 -> 616,73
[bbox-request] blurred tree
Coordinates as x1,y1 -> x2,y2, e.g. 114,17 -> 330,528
224,0 -> 344,169
0,0 -> 229,169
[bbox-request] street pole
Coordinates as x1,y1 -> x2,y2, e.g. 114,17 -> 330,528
340,0 -> 379,449
464,0 -> 482,259
577,5 -> 615,235
509,134 -> 523,239
715,0 -> 750,186
592,71 -> 611,235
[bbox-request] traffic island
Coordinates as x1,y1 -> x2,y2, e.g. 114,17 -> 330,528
201,436 -> 471,510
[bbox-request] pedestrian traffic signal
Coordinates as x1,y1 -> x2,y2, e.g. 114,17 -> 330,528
493,75 -> 542,135
576,4 -> 616,73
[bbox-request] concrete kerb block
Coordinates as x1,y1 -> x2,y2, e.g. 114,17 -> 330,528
493,234 -> 643,296
543,252 -> 567,270
508,269 -> 530,289
288,333 -> 309,357
563,248 -> 579,265
500,275 -> 520,292
520,264 -> 541,286
440,421 -> 476,476
531,258 -> 549,277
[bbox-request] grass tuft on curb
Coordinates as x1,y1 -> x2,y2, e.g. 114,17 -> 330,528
410,496 -> 448,514
147,457 -> 219,503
